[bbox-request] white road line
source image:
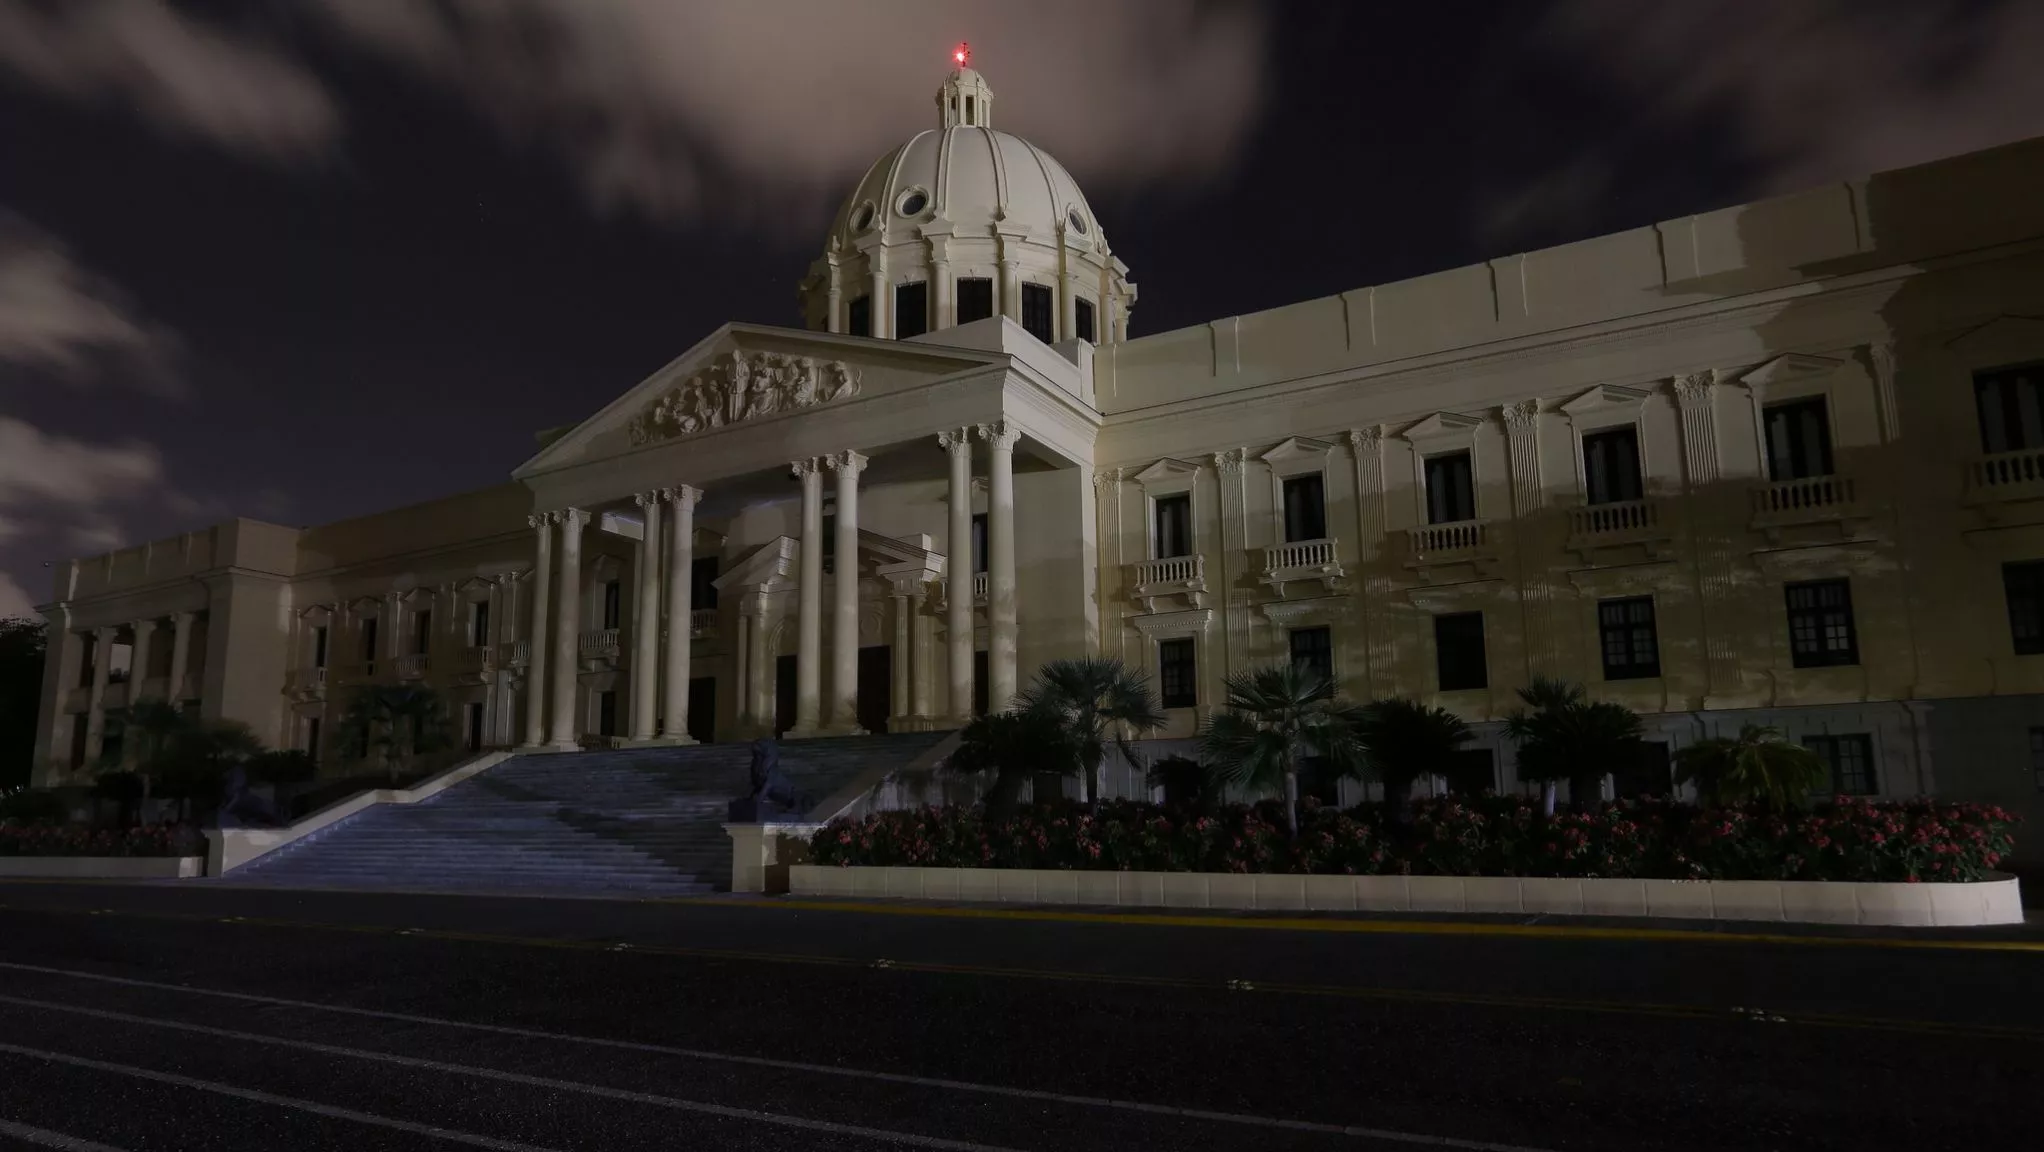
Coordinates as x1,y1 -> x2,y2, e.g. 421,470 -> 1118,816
0,1043 -> 558,1152
0,1118 -> 130,1152
0,960 -> 1558,1150
0,994 -> 1030,1152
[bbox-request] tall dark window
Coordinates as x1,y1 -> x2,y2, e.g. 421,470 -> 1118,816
821,510 -> 836,575
692,556 -> 720,610
1158,638 -> 1197,708
306,717 -> 321,763
1153,494 -> 1192,559
973,650 -> 989,716
1425,452 -> 1476,524
1805,734 -> 1876,795
2005,561 -> 2044,654
464,702 -> 484,750
1763,398 -> 1834,480
602,581 -> 622,630
847,295 -> 872,338
1598,597 -> 1661,680
1075,298 -> 1097,343
1434,612 -> 1488,691
1975,365 -> 2044,453
1785,579 -> 1858,667
894,281 -> 929,340
361,618 -> 379,663
311,626 -> 328,669
469,602 -> 490,648
1582,426 -> 1644,505
414,610 -> 432,655
1020,283 -> 1054,342
1282,474 -> 1327,542
971,513 -> 988,574
597,691 -> 618,738
1289,626 -> 1334,684
955,277 -> 994,324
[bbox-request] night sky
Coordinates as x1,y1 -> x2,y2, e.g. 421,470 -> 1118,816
3,0 -> 2041,618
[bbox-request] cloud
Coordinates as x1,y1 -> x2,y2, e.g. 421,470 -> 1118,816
0,0 -> 340,162
1499,0 -> 2044,237
310,0 -> 1269,234
0,211 -> 182,393
0,417 -> 163,513
0,570 -> 33,619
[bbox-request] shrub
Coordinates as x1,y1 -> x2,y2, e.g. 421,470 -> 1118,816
0,822 -> 191,857
0,787 -> 68,825
810,795 -> 2019,883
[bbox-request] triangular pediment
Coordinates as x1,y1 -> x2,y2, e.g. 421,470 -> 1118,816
1945,316 -> 2044,361
712,535 -> 798,593
1258,435 -> 1339,464
1131,457 -> 1203,485
1732,354 -> 1844,392
1558,383 -> 1655,415
1396,411 -> 1485,443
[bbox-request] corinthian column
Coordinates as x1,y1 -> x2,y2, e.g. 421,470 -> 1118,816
939,428 -> 974,722
789,458 -> 825,737
979,420 -> 1019,711
661,485 -> 700,744
825,450 -> 868,734
82,626 -> 114,767
628,492 -> 664,743
547,507 -> 588,750
167,611 -> 194,707
522,514 -> 552,749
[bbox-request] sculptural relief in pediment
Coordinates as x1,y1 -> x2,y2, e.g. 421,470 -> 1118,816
627,351 -> 860,446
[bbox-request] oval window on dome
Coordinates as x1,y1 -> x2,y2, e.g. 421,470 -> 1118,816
852,202 -> 877,232
897,188 -> 930,217
1067,209 -> 1088,236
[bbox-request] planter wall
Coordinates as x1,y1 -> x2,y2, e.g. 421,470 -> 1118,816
0,856 -> 204,879
788,865 -> 2026,928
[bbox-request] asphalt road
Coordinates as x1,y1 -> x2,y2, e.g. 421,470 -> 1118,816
0,883 -> 2038,1151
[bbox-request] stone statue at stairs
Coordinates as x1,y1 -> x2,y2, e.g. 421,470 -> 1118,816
727,737 -> 810,823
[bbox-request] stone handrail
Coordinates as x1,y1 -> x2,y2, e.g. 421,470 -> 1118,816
1967,447 -> 2044,492
1134,555 -> 1203,586
1752,475 -> 1857,515
1406,518 -> 1488,556
1567,498 -> 1660,537
1264,538 -> 1337,573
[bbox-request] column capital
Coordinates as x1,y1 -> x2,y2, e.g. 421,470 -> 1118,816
661,484 -> 703,508
1501,399 -> 1542,428
1092,467 -> 1123,494
1347,426 -> 1384,450
937,426 -> 974,456
1212,447 -> 1247,475
93,624 -> 117,640
632,490 -> 660,509
1672,372 -> 1717,405
171,610 -> 196,625
975,420 -> 1019,451
825,449 -> 868,475
790,456 -> 822,478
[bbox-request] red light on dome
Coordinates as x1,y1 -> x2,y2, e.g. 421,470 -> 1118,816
954,43 -> 969,66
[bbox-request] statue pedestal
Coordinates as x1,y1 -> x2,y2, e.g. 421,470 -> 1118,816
725,822 -> 825,894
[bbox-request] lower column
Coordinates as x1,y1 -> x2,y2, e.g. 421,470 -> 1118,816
627,492 -> 663,743
980,420 -> 1020,712
747,589 -> 773,735
825,450 -> 868,735
547,508 -> 588,751
521,515 -> 552,749
660,486 -> 700,744
939,428 -> 975,724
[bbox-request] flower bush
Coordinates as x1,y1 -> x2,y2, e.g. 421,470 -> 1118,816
810,794 -> 2019,883
0,823 -> 193,858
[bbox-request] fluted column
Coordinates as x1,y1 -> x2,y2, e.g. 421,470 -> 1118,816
910,580 -> 934,722
1502,400 -> 1558,680
629,492 -> 664,742
661,485 -> 701,743
522,515 -> 553,748
1675,372 -> 1743,704
789,458 -> 825,737
547,507 -> 588,750
979,420 -> 1019,711
826,260 -> 843,335
940,428 -> 974,721
933,255 -> 953,329
734,608 -> 753,731
870,249 -> 889,339
129,619 -> 156,700
82,626 -> 114,766
889,579 -> 913,724
826,450 -> 868,734
999,258 -> 1020,322
1348,430 -> 1392,698
746,589 -> 772,733
167,611 -> 194,707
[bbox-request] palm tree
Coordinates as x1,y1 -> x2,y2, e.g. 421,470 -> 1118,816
1504,677 -> 1642,814
1016,657 -> 1167,804
1200,663 -> 1368,835
338,684 -> 450,783
1674,724 -> 1827,809
155,719 -> 263,821
945,709 -> 1075,821
1145,754 -> 1222,815
1354,698 -> 1472,819
104,698 -> 193,808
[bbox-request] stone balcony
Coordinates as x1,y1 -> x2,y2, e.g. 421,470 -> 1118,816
1404,518 -> 1500,581
286,666 -> 328,700
396,652 -> 430,681
1129,554 -> 1207,614
1565,498 -> 1675,560
1750,474 -> 1865,543
1261,538 -> 1346,597
1965,447 -> 2044,521
497,639 -> 530,668
579,627 -> 621,668
690,608 -> 717,638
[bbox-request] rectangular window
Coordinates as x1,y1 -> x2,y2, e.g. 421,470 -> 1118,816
597,691 -> 617,738
469,602 -> 490,648
1434,612 -> 1488,691
602,581 -> 622,631
1424,452 -> 1476,524
955,277 -> 994,324
971,512 -> 988,574
1288,626 -> 1333,684
973,650 -> 989,717
306,717 -> 321,764
894,281 -> 929,340
1158,638 -> 1197,709
1598,596 -> 1661,680
1806,734 -> 1876,796
1785,579 -> 1859,668
312,625 -> 328,669
1153,494 -> 1192,559
414,610 -> 432,655
1974,364 -> 2044,454
2004,560 -> 2044,655
1020,282 -> 1054,343
847,295 -> 872,338
1075,298 -> 1096,343
1282,474 -> 1327,542
1583,426 -> 1644,505
362,618 -> 379,664
1763,397 -> 1834,480
692,556 -> 720,610
2031,727 -> 2044,793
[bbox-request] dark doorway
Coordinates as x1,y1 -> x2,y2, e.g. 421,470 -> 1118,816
775,655 -> 797,736
596,691 -> 617,739
687,677 -> 716,744
465,702 -> 484,751
973,650 -> 989,716
1442,748 -> 1497,796
858,646 -> 891,735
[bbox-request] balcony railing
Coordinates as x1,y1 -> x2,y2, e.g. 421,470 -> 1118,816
1261,538 -> 1345,597
1130,554 -> 1207,613
690,608 -> 716,637
457,645 -> 496,675
579,628 -> 620,659
1966,449 -> 2044,516
972,572 -> 989,605
498,639 -> 530,668
396,652 -> 430,680
1751,475 -> 1862,540
1404,519 -> 1497,579
287,666 -> 328,695
1569,499 -> 1658,537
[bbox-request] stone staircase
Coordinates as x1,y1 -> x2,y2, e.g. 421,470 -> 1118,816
228,733 -> 951,895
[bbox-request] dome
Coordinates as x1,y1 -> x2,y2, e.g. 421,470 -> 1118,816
799,63 -> 1136,345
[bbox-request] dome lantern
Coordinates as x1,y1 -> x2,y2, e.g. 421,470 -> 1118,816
936,47 -> 994,129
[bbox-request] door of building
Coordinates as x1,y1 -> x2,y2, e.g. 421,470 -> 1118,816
774,655 -> 797,736
687,676 -> 716,744
857,645 -> 891,735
